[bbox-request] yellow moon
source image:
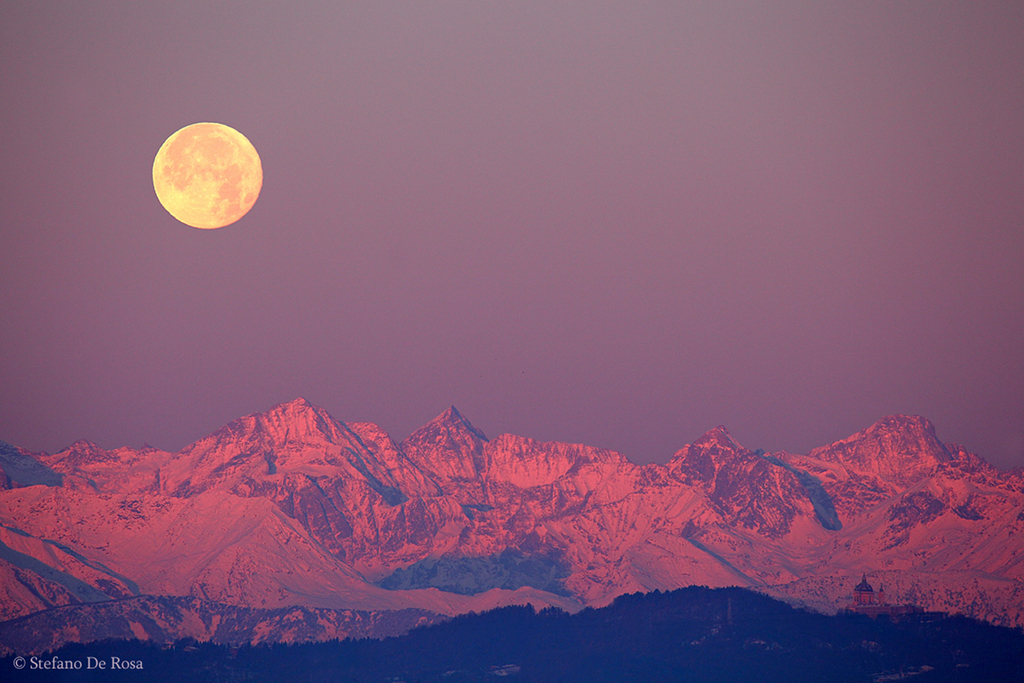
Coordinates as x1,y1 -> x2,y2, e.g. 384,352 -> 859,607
153,122 -> 262,229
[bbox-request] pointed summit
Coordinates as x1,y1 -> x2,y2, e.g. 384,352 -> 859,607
401,407 -> 488,483
282,396 -> 315,409
810,414 -> 953,488
236,398 -> 343,445
56,439 -> 116,468
262,397 -> 323,424
669,425 -> 749,484
174,399 -> 351,477
692,425 -> 743,452
67,438 -> 104,451
437,406 -> 489,442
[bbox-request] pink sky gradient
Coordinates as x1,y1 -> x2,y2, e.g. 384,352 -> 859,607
1,1 -> 1022,467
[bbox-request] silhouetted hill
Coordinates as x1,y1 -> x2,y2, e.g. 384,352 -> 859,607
4,587 -> 1022,682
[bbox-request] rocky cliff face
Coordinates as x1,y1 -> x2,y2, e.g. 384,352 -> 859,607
1,400 -> 1022,655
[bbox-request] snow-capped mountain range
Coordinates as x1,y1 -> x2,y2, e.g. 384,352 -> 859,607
1,399 -> 1022,651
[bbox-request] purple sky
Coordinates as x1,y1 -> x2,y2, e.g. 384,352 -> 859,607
1,2 -> 1022,468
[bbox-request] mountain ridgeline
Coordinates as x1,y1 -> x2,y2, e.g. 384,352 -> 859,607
1,400 -> 1023,654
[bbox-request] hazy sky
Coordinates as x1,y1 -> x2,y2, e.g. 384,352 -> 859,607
2,1 -> 1022,467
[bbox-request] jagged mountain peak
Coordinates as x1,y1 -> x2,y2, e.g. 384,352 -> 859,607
942,442 -> 997,476
262,397 -> 326,423
667,425 -> 751,485
435,407 -> 489,442
692,425 -> 744,452
243,397 -> 329,426
65,439 -> 104,452
2,406 -> 1024,638
400,407 -> 488,483
401,406 -> 489,448
52,439 -> 117,468
809,414 -> 953,488
863,414 -> 945,442
670,425 -> 748,464
185,398 -> 345,453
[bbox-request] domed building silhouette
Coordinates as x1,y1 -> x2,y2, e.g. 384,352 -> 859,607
843,574 -> 927,619
852,573 -> 886,607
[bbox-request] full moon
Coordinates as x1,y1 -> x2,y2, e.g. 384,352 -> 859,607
153,122 -> 262,229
